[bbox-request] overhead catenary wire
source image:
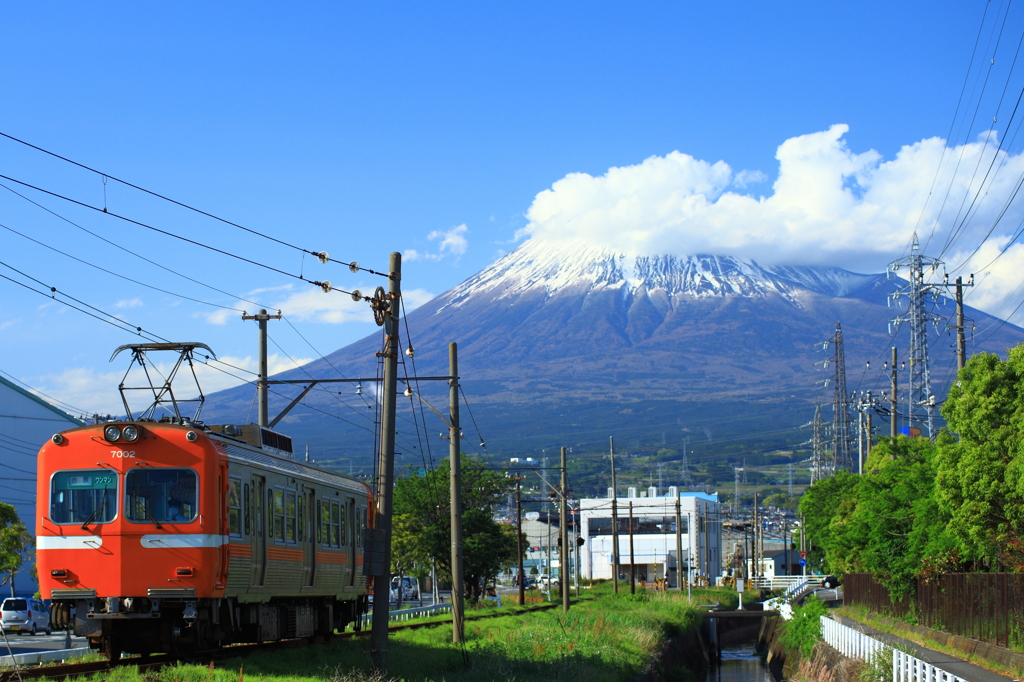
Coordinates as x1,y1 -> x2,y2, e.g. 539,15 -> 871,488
0,181 -> 275,310
0,131 -> 390,278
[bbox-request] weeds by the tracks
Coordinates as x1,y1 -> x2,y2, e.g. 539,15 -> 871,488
80,583 -> 736,682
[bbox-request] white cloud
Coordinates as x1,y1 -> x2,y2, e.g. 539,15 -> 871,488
202,284 -> 436,326
404,224 -> 469,261
517,124 -> 1024,276
114,298 -> 143,309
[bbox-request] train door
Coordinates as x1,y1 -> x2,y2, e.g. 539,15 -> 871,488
251,475 -> 267,586
302,487 -> 316,587
346,497 -> 356,586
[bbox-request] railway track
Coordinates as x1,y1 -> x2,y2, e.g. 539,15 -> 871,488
0,603 -> 561,681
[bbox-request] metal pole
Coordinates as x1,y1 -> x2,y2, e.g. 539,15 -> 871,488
858,405 -> 864,475
242,309 -> 282,427
956,277 -> 966,372
610,437 -> 620,594
675,495 -> 683,592
866,393 -> 873,459
449,342 -> 464,643
891,346 -> 898,439
370,253 -> 401,670
560,446 -> 569,612
629,500 -> 636,595
516,478 -> 525,606
688,510 -> 693,600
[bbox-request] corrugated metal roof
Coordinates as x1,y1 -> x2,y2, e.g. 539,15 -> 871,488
0,375 -> 85,426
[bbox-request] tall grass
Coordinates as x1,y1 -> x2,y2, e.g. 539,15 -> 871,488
84,584 -> 735,682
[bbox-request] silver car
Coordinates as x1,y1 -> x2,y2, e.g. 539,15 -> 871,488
1,597 -> 51,635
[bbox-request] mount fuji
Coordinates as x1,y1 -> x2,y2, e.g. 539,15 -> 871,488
202,238 -> 1024,479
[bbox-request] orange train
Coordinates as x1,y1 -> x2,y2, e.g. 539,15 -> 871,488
36,418 -> 373,659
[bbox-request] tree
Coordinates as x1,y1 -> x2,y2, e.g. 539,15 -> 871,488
798,471 -> 859,573
391,456 -> 517,599
0,502 -> 31,597
937,346 -> 1024,569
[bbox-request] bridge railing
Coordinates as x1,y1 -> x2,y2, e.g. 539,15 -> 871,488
820,616 -> 969,682
748,576 -> 806,591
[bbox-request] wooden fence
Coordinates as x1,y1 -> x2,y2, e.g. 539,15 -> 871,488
845,572 -> 1024,649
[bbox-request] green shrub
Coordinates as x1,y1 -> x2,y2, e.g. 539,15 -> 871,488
779,595 -> 828,659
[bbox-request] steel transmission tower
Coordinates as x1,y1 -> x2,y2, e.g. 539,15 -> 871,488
811,404 -> 831,482
827,323 -> 854,472
889,233 -> 943,438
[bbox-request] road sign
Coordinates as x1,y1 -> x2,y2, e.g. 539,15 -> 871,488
799,558 -> 807,567
799,550 -> 807,559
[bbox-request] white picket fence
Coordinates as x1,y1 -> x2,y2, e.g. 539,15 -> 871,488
749,576 -> 807,591
820,616 -> 969,682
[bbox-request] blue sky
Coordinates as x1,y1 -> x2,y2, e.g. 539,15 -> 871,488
2,1 -> 1021,415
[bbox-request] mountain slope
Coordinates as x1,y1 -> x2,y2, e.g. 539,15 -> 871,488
202,239 -> 1024,481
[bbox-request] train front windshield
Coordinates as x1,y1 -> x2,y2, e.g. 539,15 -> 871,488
50,470 -> 118,525
125,468 -> 198,523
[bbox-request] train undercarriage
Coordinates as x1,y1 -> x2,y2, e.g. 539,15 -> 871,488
49,594 -> 368,660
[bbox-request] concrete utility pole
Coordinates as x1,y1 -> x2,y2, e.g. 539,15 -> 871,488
449,342 -> 464,643
241,308 -> 282,427
628,500 -> 636,595
516,477 -> 525,606
955,276 -> 974,372
890,347 -> 898,439
560,446 -> 569,612
610,437 -> 620,594
675,496 -> 683,592
370,253 -> 401,670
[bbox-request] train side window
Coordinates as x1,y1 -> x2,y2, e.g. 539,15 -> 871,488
331,501 -> 341,548
243,483 -> 251,535
228,478 -> 242,537
268,489 -> 274,538
49,470 -> 118,525
317,497 -> 325,540
297,495 -> 304,542
272,489 -> 285,542
339,503 -> 347,546
284,490 -> 297,544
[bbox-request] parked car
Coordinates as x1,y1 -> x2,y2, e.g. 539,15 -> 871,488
1,597 -> 50,635
820,575 -> 840,589
390,576 -> 420,602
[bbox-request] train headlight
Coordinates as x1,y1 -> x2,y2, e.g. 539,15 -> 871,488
186,431 -> 198,442
51,434 -> 64,445
104,425 -> 122,442
122,425 -> 140,442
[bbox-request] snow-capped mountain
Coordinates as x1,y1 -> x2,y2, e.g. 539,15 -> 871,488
203,238 -> 1024,463
438,238 -> 876,312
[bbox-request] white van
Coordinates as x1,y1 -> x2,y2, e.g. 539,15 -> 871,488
1,597 -> 51,635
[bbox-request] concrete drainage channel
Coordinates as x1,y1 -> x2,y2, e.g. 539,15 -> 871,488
0,646 -> 91,667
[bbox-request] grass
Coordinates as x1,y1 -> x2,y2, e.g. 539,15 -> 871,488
81,583 -> 736,682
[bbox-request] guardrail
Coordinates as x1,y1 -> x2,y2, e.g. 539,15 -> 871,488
783,579 -> 810,598
361,603 -> 453,628
820,616 -> 969,682
0,646 -> 91,667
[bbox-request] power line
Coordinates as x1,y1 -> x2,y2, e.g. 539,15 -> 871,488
0,181 -> 274,310
0,220 -> 246,313
0,130 -> 390,278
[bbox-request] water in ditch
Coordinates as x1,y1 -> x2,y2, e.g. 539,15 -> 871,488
706,645 -> 775,682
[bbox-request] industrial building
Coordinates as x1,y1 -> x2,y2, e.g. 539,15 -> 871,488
580,487 -> 721,586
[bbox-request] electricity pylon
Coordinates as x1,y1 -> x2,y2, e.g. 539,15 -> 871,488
889,233 -> 944,438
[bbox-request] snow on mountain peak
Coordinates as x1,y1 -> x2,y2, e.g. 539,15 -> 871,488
435,238 -> 876,312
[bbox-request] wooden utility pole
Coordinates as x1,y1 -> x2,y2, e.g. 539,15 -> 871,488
449,342 -> 464,643
370,253 -> 401,670
610,437 -> 620,594
560,446 -> 569,612
628,500 -> 635,595
241,308 -> 281,427
674,496 -> 683,592
889,346 -> 899,438
516,477 -> 525,606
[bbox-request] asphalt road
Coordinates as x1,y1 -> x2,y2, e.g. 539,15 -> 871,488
0,631 -> 88,656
